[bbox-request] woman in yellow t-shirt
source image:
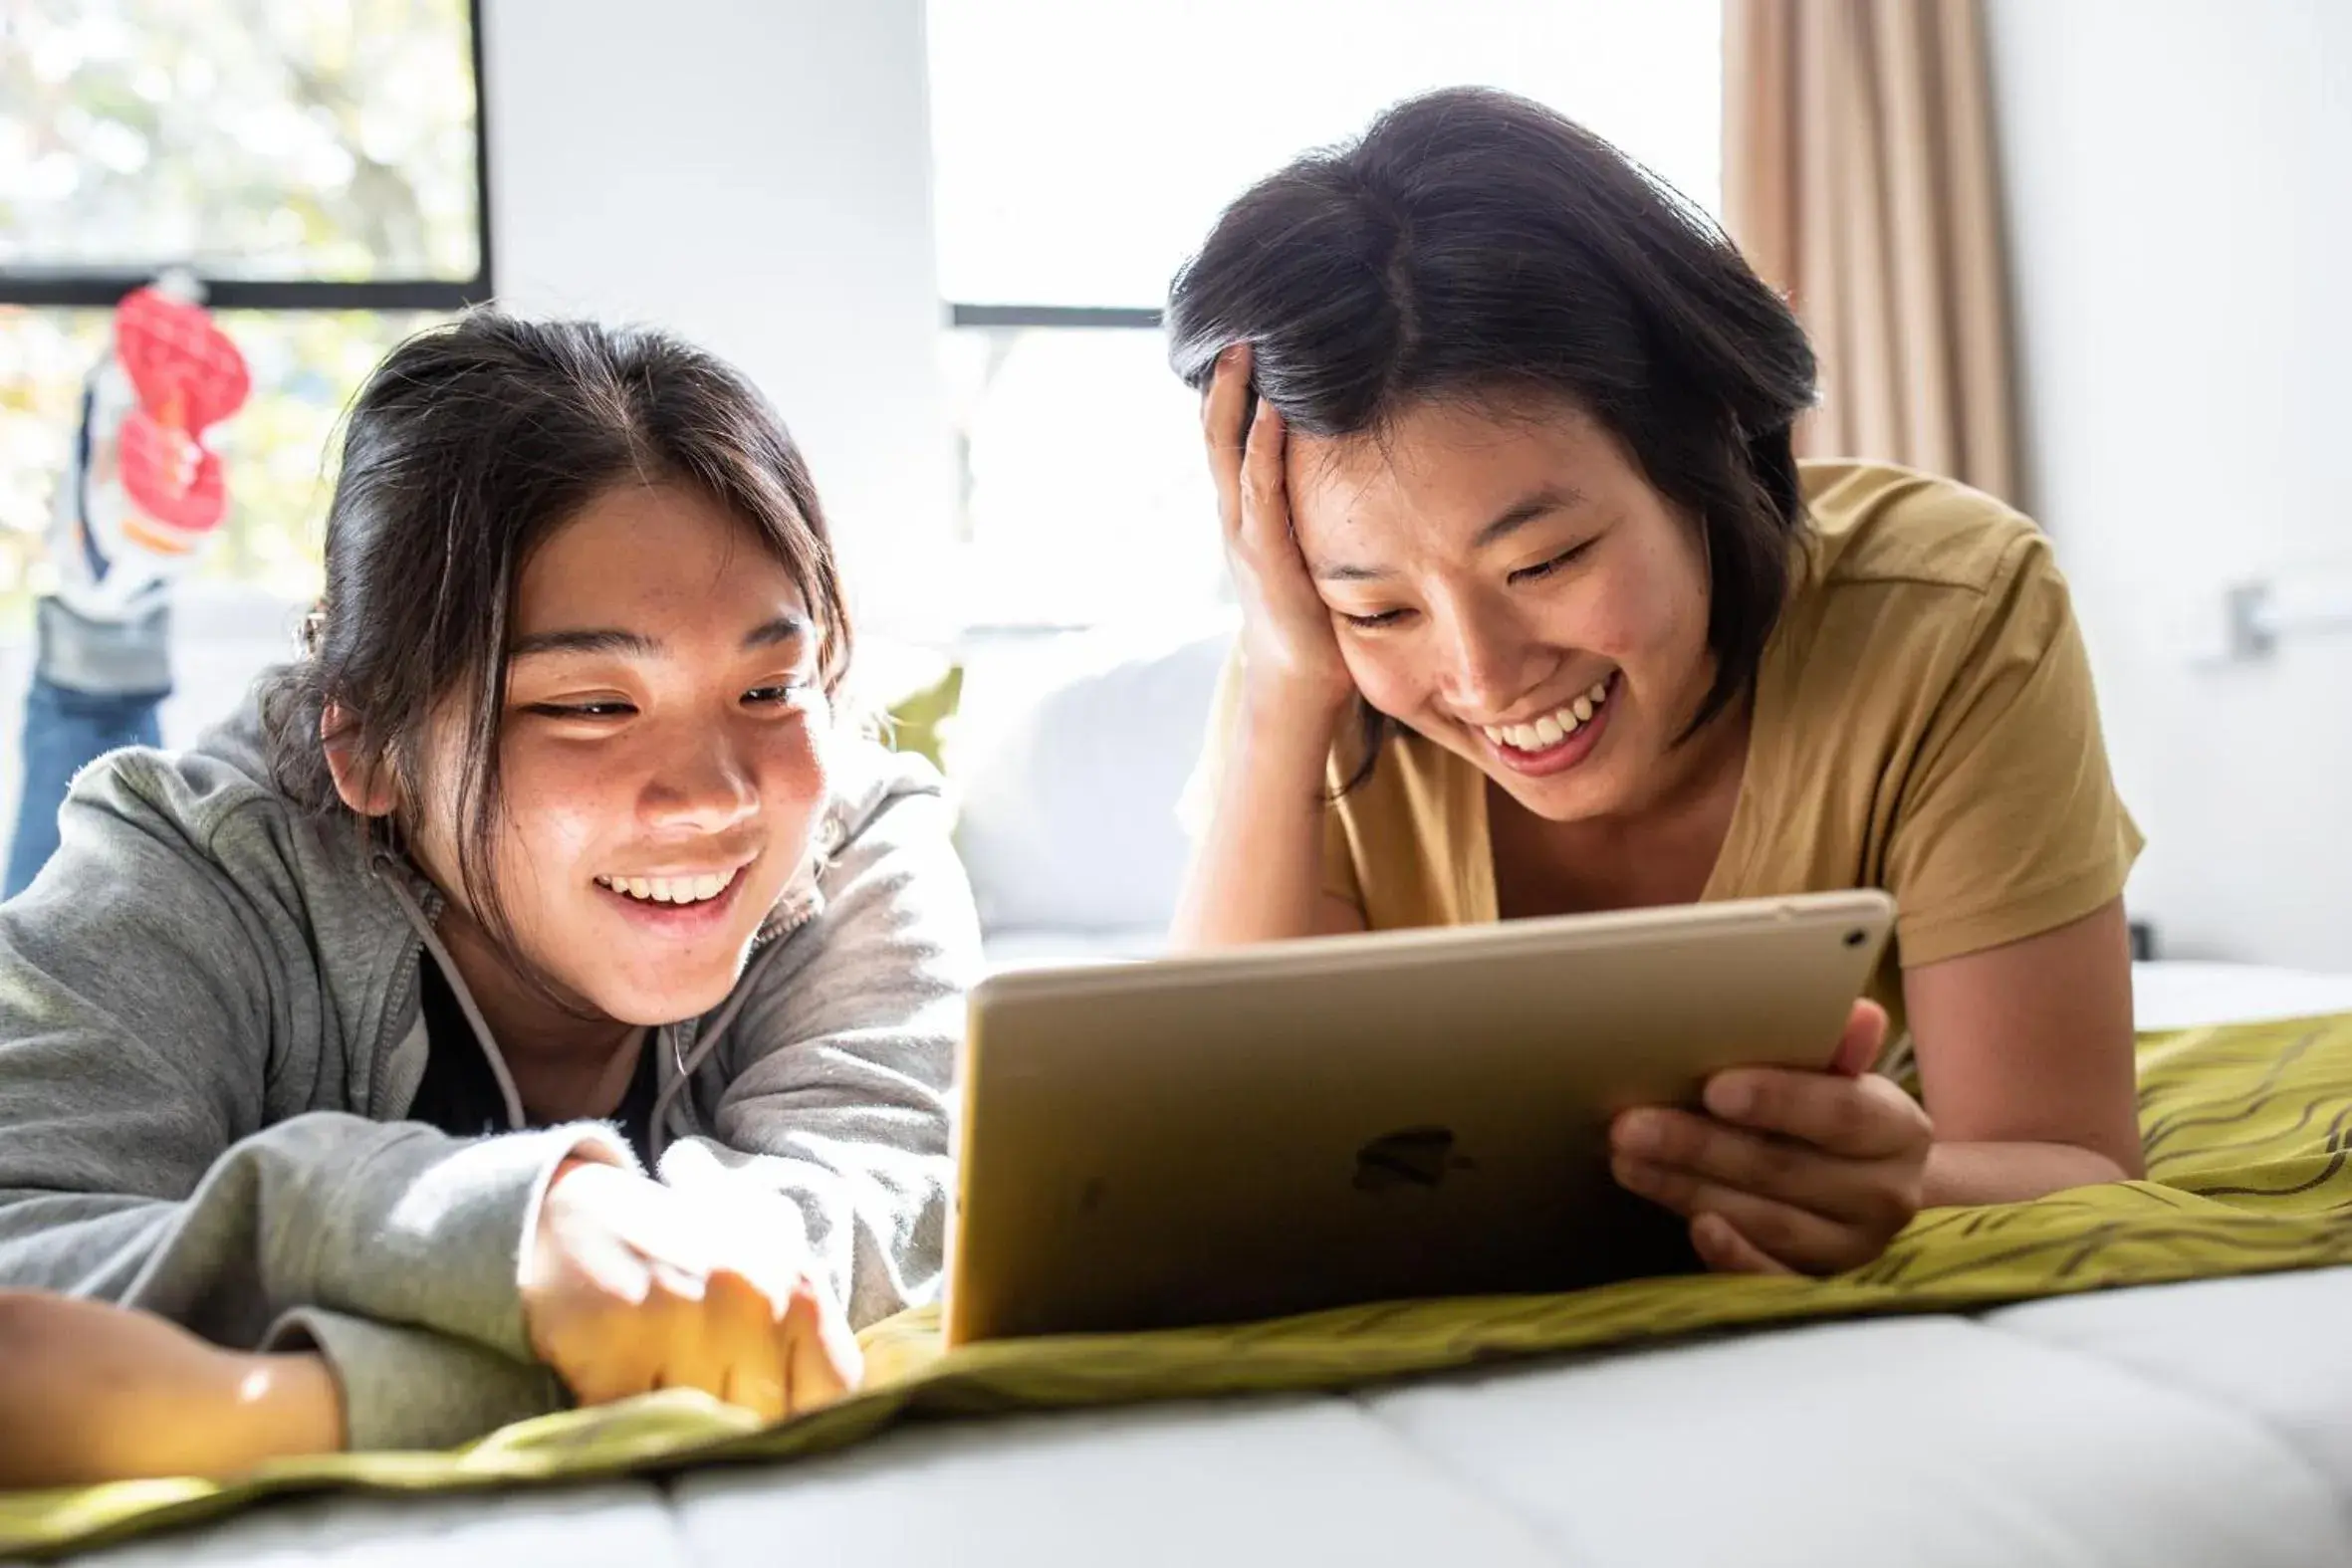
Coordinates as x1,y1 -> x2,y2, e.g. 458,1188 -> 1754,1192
1168,89 -> 2145,1278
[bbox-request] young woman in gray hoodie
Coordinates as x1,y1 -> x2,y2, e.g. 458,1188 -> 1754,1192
0,315 -> 982,1485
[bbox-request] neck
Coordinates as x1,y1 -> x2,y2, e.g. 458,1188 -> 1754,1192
1491,691 -> 1753,917
1637,692 -> 1753,829
430,908 -> 643,1124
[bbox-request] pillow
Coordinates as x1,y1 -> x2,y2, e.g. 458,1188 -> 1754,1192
950,619 -> 1234,935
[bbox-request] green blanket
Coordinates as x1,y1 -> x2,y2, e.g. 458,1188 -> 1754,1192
8,1010 -> 2350,1558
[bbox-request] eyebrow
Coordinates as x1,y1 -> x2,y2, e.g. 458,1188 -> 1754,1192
1312,486 -> 1586,582
509,613 -> 808,660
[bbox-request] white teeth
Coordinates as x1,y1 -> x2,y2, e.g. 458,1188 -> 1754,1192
598,868 -> 737,906
1480,675 -> 1616,754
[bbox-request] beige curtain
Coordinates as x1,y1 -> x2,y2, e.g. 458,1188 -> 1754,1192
1723,0 -> 2016,502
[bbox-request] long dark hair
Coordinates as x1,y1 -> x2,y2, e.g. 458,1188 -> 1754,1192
1165,87 -> 1817,784
262,312 -> 852,958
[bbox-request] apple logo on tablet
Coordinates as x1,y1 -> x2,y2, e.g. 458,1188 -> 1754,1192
1353,1126 -> 1472,1192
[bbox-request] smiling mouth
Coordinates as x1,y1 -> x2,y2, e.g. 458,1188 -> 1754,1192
592,863 -> 747,907
1476,672 -> 1617,755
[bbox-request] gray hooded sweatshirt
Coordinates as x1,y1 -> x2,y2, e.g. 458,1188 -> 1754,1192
0,699 -> 980,1451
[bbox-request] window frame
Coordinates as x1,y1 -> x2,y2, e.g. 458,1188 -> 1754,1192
949,304 -> 1161,331
0,0 -> 495,312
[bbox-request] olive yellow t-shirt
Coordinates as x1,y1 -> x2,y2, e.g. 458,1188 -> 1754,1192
1191,460 -> 2142,1062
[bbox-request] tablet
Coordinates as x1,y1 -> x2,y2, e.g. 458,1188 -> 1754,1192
946,889 -> 1896,1346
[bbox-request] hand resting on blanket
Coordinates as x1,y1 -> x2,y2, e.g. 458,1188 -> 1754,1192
0,1157 -> 862,1489
521,1154 -> 861,1423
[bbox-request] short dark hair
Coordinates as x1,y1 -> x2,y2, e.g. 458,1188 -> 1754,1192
1165,87 -> 1817,783
262,312 -> 851,961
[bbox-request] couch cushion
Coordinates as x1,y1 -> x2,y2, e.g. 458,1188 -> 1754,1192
949,620 -> 1231,935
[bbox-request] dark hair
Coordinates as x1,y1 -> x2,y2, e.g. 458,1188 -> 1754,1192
262,312 -> 851,962
1165,87 -> 1816,783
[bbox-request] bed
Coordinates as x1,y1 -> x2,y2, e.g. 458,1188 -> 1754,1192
57,961 -> 2352,1568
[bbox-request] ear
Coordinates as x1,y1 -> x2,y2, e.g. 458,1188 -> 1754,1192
321,703 -> 398,818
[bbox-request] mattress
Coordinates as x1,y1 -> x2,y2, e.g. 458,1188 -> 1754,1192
65,963 -> 2352,1568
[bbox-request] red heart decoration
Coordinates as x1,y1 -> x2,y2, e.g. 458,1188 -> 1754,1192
118,408 -> 228,533
115,287 -> 251,435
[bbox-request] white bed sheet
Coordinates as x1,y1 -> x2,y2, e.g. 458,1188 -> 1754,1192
67,963 -> 2352,1568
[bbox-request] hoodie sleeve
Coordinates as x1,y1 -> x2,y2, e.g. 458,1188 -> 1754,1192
0,754 -> 624,1447
266,1309 -> 571,1454
662,765 -> 980,1329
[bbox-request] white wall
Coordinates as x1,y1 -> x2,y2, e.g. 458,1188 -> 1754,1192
482,0 -> 956,637
1985,0 -> 2352,967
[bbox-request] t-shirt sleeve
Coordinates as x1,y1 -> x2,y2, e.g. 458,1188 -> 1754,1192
1177,646 -> 1366,915
1882,534 -> 2142,967
1318,770 -> 1367,914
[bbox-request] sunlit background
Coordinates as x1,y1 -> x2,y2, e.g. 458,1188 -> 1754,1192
1,0 -> 1720,631
0,1 -> 477,612
2,0 -> 2348,970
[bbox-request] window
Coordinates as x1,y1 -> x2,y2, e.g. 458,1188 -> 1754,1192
0,0 -> 490,616
925,0 -> 1723,628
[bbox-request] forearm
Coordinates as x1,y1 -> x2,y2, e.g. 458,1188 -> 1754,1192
13,1352 -> 345,1487
216,1351 -> 346,1468
1922,1139 -> 2133,1208
1171,688 -> 1347,951
0,1293 -> 345,1488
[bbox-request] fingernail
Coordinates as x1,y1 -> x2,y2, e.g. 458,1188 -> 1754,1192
1709,1079 -> 1757,1120
1615,1112 -> 1660,1155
